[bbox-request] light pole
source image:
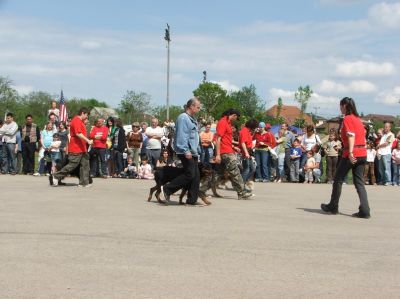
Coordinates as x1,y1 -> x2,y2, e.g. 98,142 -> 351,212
164,23 -> 171,120
202,70 -> 207,83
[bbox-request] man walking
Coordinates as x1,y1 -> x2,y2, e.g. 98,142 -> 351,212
214,109 -> 253,200
52,107 -> 93,186
21,114 -> 41,174
163,98 -> 201,205
0,113 -> 19,175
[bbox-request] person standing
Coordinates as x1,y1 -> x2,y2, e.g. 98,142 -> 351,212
52,107 -> 93,187
276,123 -> 295,182
126,122 -> 143,168
200,122 -> 214,165
89,118 -> 108,178
111,118 -> 126,177
48,100 -> 60,123
163,98 -> 202,205
145,118 -> 164,169
214,109 -> 253,200
0,113 -> 19,175
254,122 -> 276,182
321,97 -> 370,219
377,122 -> 395,186
322,132 -> 341,184
21,114 -> 41,175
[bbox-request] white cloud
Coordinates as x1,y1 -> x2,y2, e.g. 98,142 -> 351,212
80,40 -> 101,50
269,88 -> 295,101
317,79 -> 377,93
12,84 -> 34,95
368,2 -> 400,28
335,61 -> 396,77
211,80 -> 240,92
375,86 -> 400,105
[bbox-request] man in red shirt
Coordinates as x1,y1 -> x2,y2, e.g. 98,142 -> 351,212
239,119 -> 259,184
52,107 -> 93,187
215,109 -> 253,200
89,118 -> 108,178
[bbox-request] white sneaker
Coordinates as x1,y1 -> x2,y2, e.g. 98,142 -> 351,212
276,179 -> 282,183
33,172 -> 40,176
52,178 -> 58,186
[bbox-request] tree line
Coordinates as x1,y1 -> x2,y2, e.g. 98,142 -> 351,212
1,75 -> 315,128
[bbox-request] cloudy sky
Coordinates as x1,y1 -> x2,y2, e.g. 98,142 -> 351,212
0,0 -> 399,117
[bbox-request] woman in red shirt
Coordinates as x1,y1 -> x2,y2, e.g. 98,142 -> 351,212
321,97 -> 370,219
253,122 -> 276,182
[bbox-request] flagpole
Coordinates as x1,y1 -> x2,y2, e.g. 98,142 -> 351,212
164,24 -> 171,121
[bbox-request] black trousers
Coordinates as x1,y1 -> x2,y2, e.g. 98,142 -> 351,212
284,148 -> 291,181
22,142 -> 36,174
329,157 -> 370,215
164,155 -> 200,204
90,148 -> 107,176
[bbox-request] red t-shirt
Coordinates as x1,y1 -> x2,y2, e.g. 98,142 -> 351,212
239,127 -> 253,156
341,114 -> 366,158
68,116 -> 87,153
89,125 -> 108,149
216,116 -> 234,154
254,131 -> 276,149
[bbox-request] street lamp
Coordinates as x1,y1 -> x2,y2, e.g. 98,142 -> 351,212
164,23 -> 171,120
202,70 -> 207,82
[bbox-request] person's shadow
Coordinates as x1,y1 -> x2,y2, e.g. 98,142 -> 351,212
297,208 -> 352,217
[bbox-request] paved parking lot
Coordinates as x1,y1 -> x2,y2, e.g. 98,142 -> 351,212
1,175 -> 399,298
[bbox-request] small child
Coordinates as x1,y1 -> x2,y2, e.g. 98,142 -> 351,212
392,142 -> 400,186
364,142 -> 377,185
138,155 -> 154,180
290,139 -> 302,182
304,151 -> 315,184
122,156 -> 138,179
49,133 -> 62,174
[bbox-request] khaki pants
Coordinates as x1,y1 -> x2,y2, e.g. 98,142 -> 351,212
54,152 -> 90,186
364,161 -> 376,185
215,153 -> 245,196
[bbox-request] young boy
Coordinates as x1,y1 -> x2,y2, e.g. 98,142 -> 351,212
290,139 -> 302,182
122,156 -> 138,179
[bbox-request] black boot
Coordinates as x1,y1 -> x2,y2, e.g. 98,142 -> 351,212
321,203 -> 338,215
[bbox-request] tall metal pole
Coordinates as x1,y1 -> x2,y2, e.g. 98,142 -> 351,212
165,24 -> 171,120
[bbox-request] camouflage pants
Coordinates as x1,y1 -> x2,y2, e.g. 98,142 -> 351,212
215,153 -> 245,196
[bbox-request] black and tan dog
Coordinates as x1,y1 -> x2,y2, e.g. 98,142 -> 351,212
148,164 -> 222,205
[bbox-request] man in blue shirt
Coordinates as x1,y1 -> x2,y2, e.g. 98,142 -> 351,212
163,97 -> 201,205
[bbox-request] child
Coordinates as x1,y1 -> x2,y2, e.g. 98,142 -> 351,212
138,155 -> 154,180
122,156 -> 138,179
364,142 -> 377,185
392,142 -> 400,186
49,133 -> 62,174
304,151 -> 315,184
323,132 -> 341,184
289,139 -> 302,182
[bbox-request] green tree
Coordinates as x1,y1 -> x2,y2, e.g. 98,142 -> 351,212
193,82 -> 228,121
0,76 -> 18,119
295,85 -> 313,116
19,91 -> 54,127
277,97 -> 283,117
230,84 -> 264,118
152,105 -> 183,123
118,90 -> 152,124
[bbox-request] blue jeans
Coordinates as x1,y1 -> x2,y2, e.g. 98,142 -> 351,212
255,150 -> 270,180
379,154 -> 392,184
393,164 -> 400,185
241,157 -> 256,182
201,147 -> 214,165
277,153 -> 285,179
2,143 -> 16,173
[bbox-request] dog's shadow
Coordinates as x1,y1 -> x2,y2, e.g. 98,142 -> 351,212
297,208 -> 352,217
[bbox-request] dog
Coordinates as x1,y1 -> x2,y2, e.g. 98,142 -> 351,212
148,164 -> 220,205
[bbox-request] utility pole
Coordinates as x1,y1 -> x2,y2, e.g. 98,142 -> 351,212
164,24 -> 171,120
202,70 -> 207,83
313,106 -> 320,117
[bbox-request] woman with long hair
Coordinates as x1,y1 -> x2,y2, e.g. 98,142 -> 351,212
321,97 -> 370,218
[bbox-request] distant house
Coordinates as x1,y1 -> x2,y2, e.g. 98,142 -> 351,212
266,105 -> 313,125
90,107 -> 119,120
362,114 -> 399,125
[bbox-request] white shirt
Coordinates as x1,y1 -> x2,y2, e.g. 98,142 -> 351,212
301,134 -> 321,151
378,132 -> 394,156
145,126 -> 164,149
0,121 -> 18,143
366,149 -> 376,162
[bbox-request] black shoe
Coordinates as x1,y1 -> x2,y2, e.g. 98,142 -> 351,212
321,203 -> 338,215
352,212 -> 371,219
162,186 -> 171,202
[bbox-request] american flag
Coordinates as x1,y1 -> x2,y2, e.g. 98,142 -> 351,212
59,90 -> 68,122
